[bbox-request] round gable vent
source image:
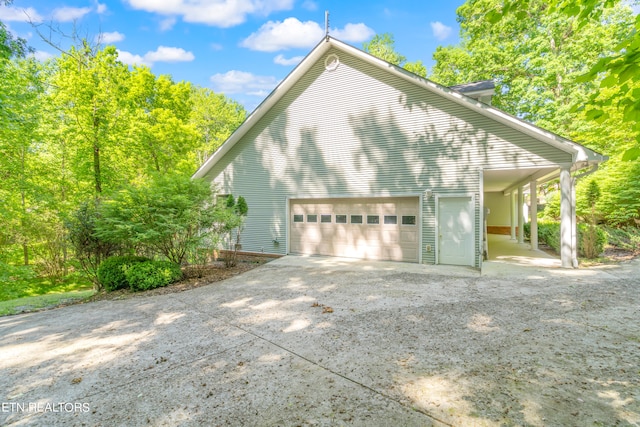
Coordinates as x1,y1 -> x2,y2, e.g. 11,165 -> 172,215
324,54 -> 339,71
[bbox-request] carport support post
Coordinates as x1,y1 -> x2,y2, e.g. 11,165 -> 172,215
517,185 -> 524,244
560,167 -> 575,268
510,191 -> 516,240
530,179 -> 538,250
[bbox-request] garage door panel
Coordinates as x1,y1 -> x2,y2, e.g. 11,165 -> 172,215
381,230 -> 399,243
400,230 -> 417,243
290,197 -> 419,262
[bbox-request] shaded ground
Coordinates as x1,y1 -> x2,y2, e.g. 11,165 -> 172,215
4,256 -> 271,316
0,256 -> 639,426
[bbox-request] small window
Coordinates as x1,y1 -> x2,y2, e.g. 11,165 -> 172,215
402,215 -> 416,225
384,215 -> 397,225
293,214 -> 304,223
367,215 -> 380,225
350,215 -> 363,224
307,214 -> 317,223
335,214 -> 347,224
321,214 -> 332,223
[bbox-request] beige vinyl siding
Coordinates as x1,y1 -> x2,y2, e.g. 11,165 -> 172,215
205,48 -> 572,266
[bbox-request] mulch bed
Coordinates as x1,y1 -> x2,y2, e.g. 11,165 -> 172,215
86,255 -> 273,303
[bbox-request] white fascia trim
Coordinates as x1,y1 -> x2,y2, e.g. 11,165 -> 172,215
332,38 -> 604,164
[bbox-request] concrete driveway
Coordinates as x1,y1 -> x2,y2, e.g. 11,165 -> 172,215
1,256 -> 639,426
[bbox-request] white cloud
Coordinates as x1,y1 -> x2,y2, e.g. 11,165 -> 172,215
117,46 -> 194,66
124,0 -> 294,28
0,6 -> 43,23
144,46 -> 195,62
332,23 -> 375,42
95,2 -> 108,14
31,50 -> 53,61
159,17 -> 177,31
210,70 -> 278,96
241,18 -> 374,52
241,18 -> 321,51
210,43 -> 224,51
95,31 -> 125,44
117,50 -> 149,66
274,54 -> 303,66
53,7 -> 92,22
430,21 -> 452,41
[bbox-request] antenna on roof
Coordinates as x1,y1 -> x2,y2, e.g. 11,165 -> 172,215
325,10 -> 330,41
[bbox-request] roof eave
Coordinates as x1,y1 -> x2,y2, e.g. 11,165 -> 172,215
193,36 -> 606,179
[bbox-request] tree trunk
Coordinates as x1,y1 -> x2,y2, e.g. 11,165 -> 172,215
20,148 -> 29,266
94,142 -> 101,194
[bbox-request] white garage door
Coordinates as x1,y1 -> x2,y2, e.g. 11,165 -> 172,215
290,197 -> 419,262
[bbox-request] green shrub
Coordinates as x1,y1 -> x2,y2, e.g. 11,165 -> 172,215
531,221 -> 606,258
65,202 -> 121,289
577,224 -> 607,258
97,256 -> 149,291
536,221 -> 561,254
603,226 -> 640,251
126,260 -> 182,292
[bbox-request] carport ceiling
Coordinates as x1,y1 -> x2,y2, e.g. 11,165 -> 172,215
483,167 -> 558,193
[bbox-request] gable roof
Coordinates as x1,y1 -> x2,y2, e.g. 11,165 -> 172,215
193,37 -> 606,179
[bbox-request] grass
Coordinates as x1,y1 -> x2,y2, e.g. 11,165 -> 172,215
0,267 -> 95,316
0,290 -> 96,316
0,272 -> 93,302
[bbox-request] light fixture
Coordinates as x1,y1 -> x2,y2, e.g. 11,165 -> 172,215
425,189 -> 433,199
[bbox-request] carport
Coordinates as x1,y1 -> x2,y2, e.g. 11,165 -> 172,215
482,147 -> 604,269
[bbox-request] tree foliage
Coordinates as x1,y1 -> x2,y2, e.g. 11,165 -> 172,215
363,33 -> 427,77
430,0 -> 634,136
0,33 -> 246,279
495,0 -> 640,160
94,174 -> 234,265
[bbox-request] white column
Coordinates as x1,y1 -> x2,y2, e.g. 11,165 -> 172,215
560,167 -> 574,268
517,185 -> 524,244
510,191 -> 516,240
571,178 -> 578,267
530,179 -> 538,250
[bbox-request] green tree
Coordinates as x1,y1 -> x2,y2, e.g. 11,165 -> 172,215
49,42 -> 131,197
95,173 -> 226,265
189,87 -> 246,166
363,33 -> 427,77
430,0 -> 634,137
495,0 -> 640,160
0,58 -> 45,266
127,68 -> 200,176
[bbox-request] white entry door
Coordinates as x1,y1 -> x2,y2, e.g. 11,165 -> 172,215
438,196 -> 475,266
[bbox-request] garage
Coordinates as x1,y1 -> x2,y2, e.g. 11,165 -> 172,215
289,197 -> 420,262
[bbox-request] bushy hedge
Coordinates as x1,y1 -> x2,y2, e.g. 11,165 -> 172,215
126,260 -> 182,292
524,221 -> 606,258
97,256 -> 149,291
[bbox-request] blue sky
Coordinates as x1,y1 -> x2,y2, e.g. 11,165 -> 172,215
1,0 -> 464,110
